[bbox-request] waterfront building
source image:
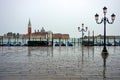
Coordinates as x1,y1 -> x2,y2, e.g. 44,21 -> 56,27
53,33 -> 69,39
25,19 -> 69,40
0,19 -> 70,45
85,34 -> 120,44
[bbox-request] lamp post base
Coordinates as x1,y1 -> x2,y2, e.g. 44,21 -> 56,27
102,46 -> 107,52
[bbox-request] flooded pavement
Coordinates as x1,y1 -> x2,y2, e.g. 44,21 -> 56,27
0,46 -> 120,80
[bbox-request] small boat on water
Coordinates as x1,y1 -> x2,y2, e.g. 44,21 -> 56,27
1,42 -> 24,46
55,41 -> 66,46
28,41 -> 50,46
67,41 -> 73,46
55,41 -> 59,46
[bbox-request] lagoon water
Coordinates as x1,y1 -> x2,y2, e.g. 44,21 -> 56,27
0,46 -> 120,80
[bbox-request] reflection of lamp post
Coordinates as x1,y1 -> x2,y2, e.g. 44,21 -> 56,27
92,46 -> 94,60
95,7 -> 115,52
101,51 -> 109,78
78,23 -> 88,45
82,46 -> 84,64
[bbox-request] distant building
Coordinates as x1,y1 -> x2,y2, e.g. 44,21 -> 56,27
28,19 -> 32,35
53,33 -> 69,39
25,19 -> 69,40
0,19 -> 70,42
0,36 -> 3,39
95,35 -> 120,39
93,35 -> 120,45
41,27 -> 45,32
25,19 -> 51,40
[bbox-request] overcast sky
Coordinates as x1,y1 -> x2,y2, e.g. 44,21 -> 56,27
0,0 -> 120,38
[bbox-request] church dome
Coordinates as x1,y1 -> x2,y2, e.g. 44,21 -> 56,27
41,27 -> 45,32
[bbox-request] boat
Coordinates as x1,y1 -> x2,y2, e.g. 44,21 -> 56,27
67,41 -> 73,46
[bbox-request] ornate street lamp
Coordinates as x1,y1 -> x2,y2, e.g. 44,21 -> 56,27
78,23 -> 88,45
95,7 -> 115,52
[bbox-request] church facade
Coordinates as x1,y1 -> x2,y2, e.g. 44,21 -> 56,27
27,19 -> 52,40
26,19 -> 69,40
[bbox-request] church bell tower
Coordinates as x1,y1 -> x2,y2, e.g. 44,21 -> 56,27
28,19 -> 32,35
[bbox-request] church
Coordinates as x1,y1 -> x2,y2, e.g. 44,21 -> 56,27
27,19 -> 53,41
26,19 -> 69,41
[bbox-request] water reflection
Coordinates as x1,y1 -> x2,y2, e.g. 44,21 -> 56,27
81,46 -> 84,65
28,47 -> 31,56
92,46 -> 95,60
81,46 -> 95,65
101,51 -> 109,79
0,46 -> 120,80
85,46 -> 95,61
27,47 -> 53,57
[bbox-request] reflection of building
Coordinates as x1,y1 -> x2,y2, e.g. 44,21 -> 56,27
27,47 -> 53,57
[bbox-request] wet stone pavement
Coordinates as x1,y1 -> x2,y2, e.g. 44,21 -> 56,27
0,46 -> 120,80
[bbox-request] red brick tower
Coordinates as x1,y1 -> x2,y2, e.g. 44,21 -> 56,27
28,19 -> 32,35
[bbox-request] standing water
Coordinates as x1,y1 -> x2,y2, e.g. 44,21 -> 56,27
0,46 -> 120,80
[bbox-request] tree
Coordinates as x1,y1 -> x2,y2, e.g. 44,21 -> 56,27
7,32 -> 13,36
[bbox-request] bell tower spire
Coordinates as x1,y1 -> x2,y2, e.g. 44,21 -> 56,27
28,19 -> 32,35
28,19 -> 31,27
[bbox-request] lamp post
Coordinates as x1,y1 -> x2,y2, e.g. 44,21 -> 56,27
1,36 -> 3,46
95,7 -> 115,52
78,23 -> 88,45
93,31 -> 94,46
88,30 -> 90,46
